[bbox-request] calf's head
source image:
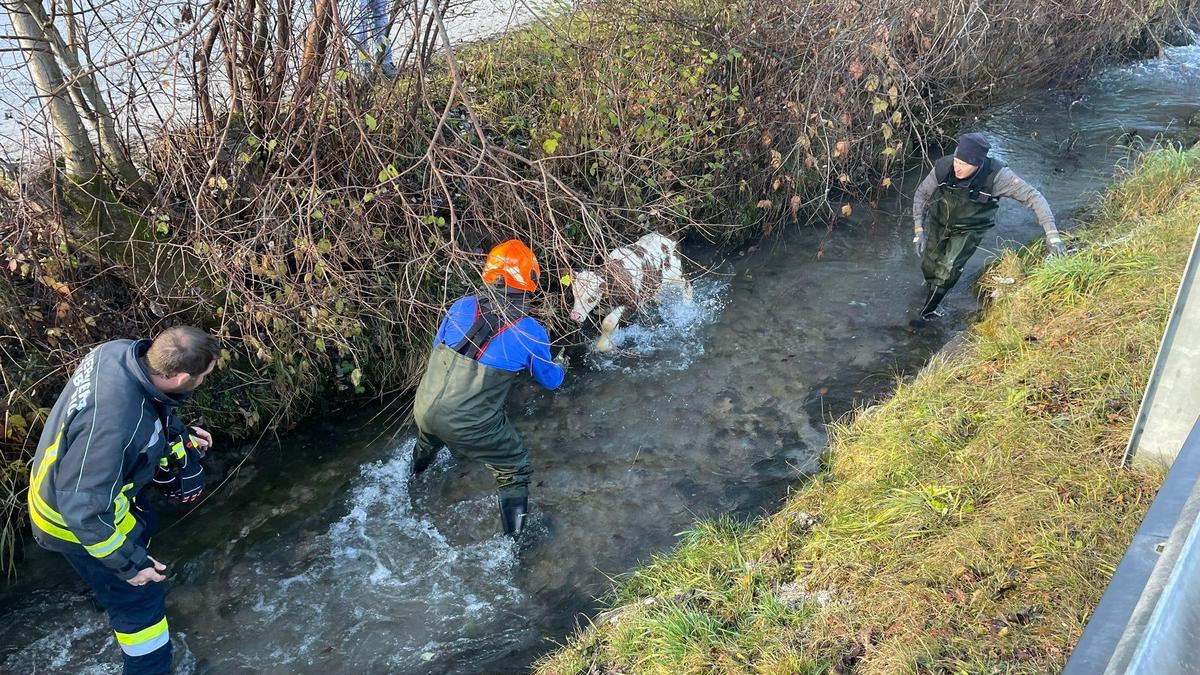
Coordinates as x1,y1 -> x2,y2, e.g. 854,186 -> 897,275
569,270 -> 603,322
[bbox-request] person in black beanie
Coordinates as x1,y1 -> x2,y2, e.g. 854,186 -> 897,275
909,132 -> 1065,326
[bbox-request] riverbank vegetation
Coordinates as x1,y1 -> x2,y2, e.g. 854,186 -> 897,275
534,146 -> 1200,673
1,0 -> 1195,570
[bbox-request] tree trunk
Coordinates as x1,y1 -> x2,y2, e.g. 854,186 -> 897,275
195,0 -> 227,128
296,0 -> 333,101
267,0 -> 294,98
19,0 -> 142,191
6,0 -> 99,181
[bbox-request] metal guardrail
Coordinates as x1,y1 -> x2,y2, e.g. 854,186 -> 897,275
1066,223 -> 1200,673
1122,224 -> 1200,468
1065,414 -> 1200,673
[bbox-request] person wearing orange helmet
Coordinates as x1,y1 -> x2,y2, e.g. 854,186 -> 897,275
411,240 -> 567,536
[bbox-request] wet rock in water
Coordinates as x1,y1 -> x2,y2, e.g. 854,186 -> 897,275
1124,26 -> 1195,59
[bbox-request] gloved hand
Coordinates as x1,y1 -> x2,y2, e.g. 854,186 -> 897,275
1046,233 -> 1068,257
154,435 -> 206,504
553,349 -> 570,373
913,226 -> 926,257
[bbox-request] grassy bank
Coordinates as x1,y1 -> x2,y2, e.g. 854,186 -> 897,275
535,147 -> 1200,674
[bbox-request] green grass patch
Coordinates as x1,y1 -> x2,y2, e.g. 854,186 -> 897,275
535,146 -> 1200,673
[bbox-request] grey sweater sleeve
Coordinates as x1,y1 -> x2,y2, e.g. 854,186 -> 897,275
911,168 -> 938,232
992,167 -> 1058,237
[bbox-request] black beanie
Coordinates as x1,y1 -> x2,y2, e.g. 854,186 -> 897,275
954,132 -> 990,166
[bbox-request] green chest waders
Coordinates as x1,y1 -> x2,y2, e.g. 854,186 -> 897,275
411,302 -> 534,533
919,157 -> 1004,317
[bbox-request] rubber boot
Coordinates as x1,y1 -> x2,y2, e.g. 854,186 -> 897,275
411,440 -> 438,476
412,450 -> 435,476
498,495 -> 529,536
910,285 -> 949,328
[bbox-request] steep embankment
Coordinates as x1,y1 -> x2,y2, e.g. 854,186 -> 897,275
536,147 -> 1200,673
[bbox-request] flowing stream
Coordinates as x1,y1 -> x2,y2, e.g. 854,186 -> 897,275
2,40 -> 1199,675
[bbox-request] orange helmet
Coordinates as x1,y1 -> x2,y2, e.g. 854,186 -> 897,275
481,240 -> 540,291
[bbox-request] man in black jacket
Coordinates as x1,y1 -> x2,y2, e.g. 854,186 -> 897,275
28,326 -> 219,674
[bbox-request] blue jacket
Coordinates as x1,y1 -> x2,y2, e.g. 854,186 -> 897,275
434,296 -> 564,390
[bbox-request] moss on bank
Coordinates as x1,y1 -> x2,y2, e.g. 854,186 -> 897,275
535,147 -> 1200,673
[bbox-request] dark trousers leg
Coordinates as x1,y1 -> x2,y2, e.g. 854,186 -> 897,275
62,550 -> 172,675
920,220 -> 948,288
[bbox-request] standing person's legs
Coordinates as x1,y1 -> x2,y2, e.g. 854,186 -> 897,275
919,226 -> 986,317
920,219 -> 949,288
460,424 -> 532,499
456,421 -> 533,534
62,551 -> 172,675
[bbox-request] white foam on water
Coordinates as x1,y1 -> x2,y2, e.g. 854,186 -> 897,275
584,277 -> 729,373
218,438 -> 527,670
1,598 -> 128,674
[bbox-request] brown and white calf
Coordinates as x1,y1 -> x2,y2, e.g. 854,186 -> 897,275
568,232 -> 692,352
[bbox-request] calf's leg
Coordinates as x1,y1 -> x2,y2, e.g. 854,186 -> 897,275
663,258 -> 693,304
597,306 -> 625,352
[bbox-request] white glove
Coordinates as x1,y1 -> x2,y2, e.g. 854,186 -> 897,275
1046,233 -> 1068,257
913,227 -> 926,256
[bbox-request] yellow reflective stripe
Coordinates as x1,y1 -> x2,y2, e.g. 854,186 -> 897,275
29,427 -> 140,549
115,616 -> 170,656
116,509 -> 137,535
30,429 -> 67,527
85,528 -> 126,557
31,488 -> 69,526
32,490 -> 137,544
28,495 -> 80,543
115,617 -> 169,650
31,430 -> 63,490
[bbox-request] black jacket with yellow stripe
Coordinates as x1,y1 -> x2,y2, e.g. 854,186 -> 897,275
29,339 -> 189,579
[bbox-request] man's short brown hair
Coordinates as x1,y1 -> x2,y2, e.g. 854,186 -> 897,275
146,326 -> 219,377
